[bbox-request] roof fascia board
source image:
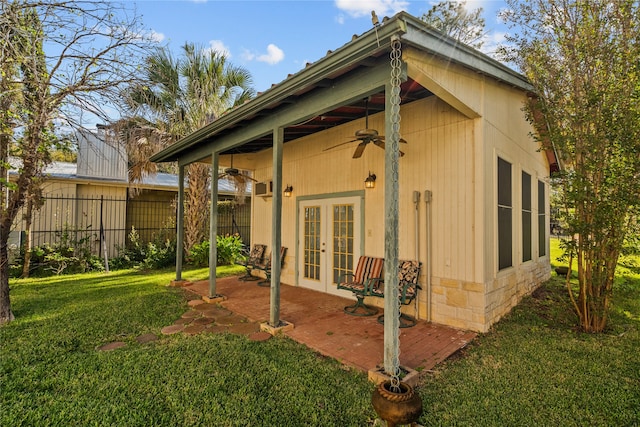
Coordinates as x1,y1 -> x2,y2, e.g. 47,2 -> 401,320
177,62 -> 392,166
152,18 -> 408,164
399,14 -> 532,92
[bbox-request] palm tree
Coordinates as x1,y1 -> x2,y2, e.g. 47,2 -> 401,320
121,43 -> 254,250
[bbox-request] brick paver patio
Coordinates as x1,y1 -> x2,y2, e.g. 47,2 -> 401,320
179,276 -> 476,377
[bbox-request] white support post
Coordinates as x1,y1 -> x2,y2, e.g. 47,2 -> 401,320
209,153 -> 219,298
270,127 -> 284,327
176,165 -> 185,281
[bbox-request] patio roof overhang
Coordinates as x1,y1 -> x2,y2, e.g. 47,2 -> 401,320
157,11 -> 550,376
149,12 -> 535,167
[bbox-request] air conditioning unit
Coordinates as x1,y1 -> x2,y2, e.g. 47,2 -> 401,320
255,180 -> 273,197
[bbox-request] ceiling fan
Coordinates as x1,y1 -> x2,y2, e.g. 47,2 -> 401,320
218,154 -> 256,183
323,98 -> 407,159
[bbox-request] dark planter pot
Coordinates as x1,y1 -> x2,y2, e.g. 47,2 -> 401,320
555,266 -> 570,276
371,380 -> 423,427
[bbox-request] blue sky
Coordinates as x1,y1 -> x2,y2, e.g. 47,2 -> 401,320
133,0 -> 510,93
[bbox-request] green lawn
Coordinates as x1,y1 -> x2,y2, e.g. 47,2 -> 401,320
2,248 -> 639,426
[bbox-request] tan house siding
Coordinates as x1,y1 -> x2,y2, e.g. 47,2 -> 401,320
226,42 -> 550,333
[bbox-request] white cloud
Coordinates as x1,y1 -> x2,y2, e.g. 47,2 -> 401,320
335,14 -> 345,24
334,0 -> 409,18
257,44 -> 285,65
149,30 -> 165,43
480,30 -> 507,58
208,39 -> 231,57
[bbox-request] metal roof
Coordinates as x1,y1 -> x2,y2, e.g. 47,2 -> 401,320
150,12 -> 532,164
9,161 -> 247,194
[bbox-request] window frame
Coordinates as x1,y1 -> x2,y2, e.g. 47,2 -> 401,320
497,157 -> 513,271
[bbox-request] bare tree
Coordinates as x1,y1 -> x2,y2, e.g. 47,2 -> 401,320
0,0 -> 156,324
421,1 -> 486,50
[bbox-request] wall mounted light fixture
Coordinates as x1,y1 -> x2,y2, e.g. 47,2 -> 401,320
364,172 -> 376,189
284,185 -> 293,197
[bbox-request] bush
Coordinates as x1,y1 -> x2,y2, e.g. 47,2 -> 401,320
216,234 -> 244,265
187,240 -> 209,268
110,226 -> 177,271
142,239 -> 176,270
11,224 -> 106,277
186,234 -> 245,267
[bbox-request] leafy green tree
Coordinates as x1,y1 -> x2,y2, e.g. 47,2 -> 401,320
421,1 -> 486,49
122,43 -> 254,251
501,0 -> 640,332
0,0 -> 153,324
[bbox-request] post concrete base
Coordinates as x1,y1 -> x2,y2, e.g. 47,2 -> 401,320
202,294 -> 226,304
368,365 -> 421,388
260,320 -> 294,335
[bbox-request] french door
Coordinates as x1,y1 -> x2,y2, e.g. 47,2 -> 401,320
298,196 -> 361,297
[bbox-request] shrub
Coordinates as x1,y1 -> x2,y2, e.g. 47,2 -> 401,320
186,234 -> 245,267
187,240 -> 209,268
142,239 -> 176,270
216,234 -> 244,265
11,224 -> 106,277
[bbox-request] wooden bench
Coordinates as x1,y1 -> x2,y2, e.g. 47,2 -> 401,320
238,244 -> 267,281
256,246 -> 287,287
336,256 -> 384,316
372,260 -> 422,328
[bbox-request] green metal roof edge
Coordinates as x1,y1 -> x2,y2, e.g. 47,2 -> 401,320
399,13 -> 532,91
151,12 -> 532,163
150,15 -> 408,163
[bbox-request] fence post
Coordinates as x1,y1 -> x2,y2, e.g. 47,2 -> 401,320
100,196 -> 109,272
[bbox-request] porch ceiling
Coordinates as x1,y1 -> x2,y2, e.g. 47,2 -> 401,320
220,77 -> 432,156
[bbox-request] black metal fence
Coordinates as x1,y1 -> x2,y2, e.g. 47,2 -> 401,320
15,195 -> 251,258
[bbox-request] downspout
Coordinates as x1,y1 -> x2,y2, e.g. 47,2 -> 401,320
413,191 -> 420,318
424,190 -> 432,322
413,191 -> 420,259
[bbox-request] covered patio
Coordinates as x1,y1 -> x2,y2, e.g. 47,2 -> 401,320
182,276 -> 476,376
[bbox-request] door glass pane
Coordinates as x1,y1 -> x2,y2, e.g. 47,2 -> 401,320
303,206 -> 321,281
332,204 -> 354,284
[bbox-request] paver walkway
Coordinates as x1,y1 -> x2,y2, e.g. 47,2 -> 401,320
181,276 -> 476,376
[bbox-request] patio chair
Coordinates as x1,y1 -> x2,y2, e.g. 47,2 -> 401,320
337,256 -> 384,316
238,244 -> 267,281
373,260 -> 422,328
256,246 -> 288,287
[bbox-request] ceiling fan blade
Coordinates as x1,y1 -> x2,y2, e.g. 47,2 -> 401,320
239,173 -> 258,182
372,139 -> 405,156
323,139 -> 359,151
352,142 -> 367,158
218,173 -> 228,179
375,135 -> 407,143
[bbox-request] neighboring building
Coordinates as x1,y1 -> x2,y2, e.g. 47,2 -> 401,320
151,12 -> 556,333
8,127 -> 251,258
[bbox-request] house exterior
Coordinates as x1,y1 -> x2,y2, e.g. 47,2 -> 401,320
151,12 -> 556,333
8,127 -> 251,258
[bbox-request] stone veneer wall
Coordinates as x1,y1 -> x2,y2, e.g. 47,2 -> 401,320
430,262 -> 551,333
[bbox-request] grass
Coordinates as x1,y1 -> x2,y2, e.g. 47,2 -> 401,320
2,247 -> 639,426
417,239 -> 640,426
1,266 -> 375,426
